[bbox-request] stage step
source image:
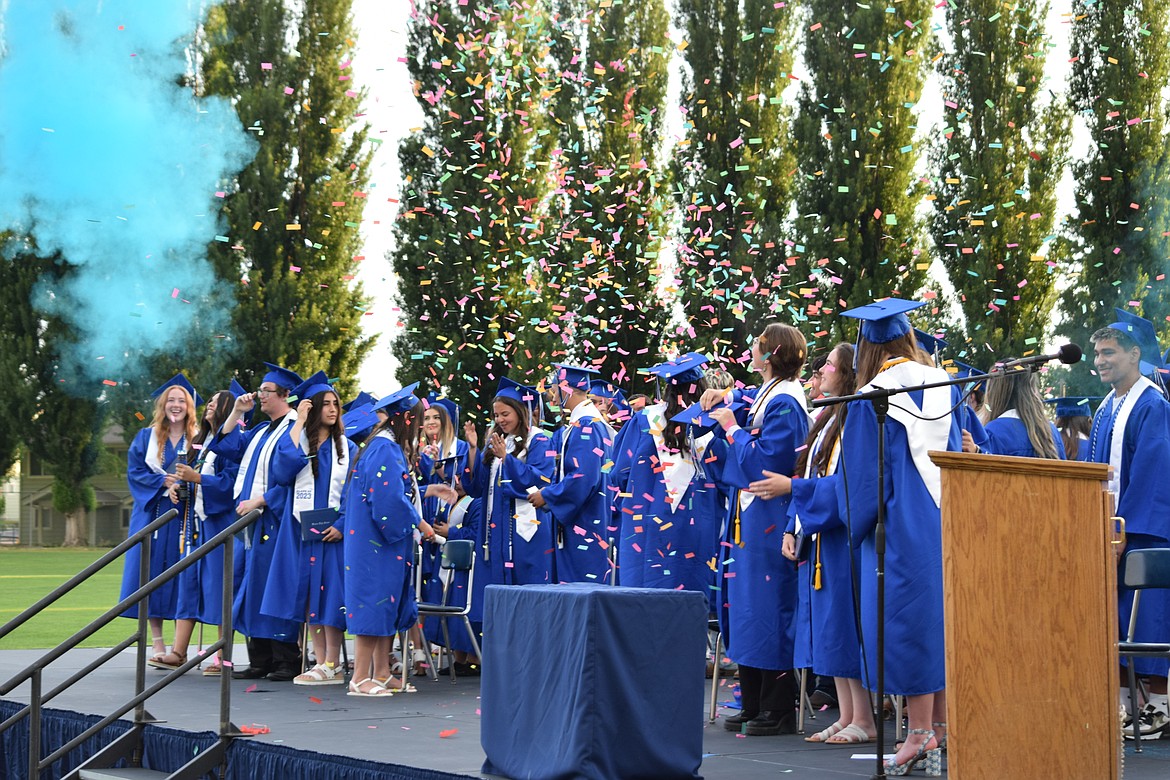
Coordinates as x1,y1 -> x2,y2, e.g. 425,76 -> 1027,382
78,769 -> 169,780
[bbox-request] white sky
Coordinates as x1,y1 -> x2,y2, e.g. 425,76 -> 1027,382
348,2 -> 1080,393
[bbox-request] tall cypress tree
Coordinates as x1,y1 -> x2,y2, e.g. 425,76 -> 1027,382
1059,0 -> 1170,389
929,0 -> 1071,369
792,0 -> 934,346
201,0 -> 374,396
671,0 -> 800,367
545,0 -> 672,383
391,0 -> 561,417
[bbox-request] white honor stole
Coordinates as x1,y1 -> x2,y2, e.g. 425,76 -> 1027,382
233,411 -> 298,505
193,450 -> 218,520
143,432 -> 186,477
739,379 -> 811,512
645,403 -> 710,513
859,361 -> 953,507
488,430 -> 541,542
291,435 -> 349,520
1104,375 -> 1157,498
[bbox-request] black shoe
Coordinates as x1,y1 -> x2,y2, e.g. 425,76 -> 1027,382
266,667 -> 297,682
723,710 -> 758,732
231,666 -> 270,680
809,689 -> 838,708
743,710 -> 796,736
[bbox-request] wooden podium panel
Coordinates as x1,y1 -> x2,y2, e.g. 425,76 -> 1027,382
929,452 -> 1119,780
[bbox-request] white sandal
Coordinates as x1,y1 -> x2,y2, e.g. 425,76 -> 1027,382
294,663 -> 343,686
347,677 -> 393,697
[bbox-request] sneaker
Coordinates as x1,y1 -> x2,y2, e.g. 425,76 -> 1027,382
1124,704 -> 1169,740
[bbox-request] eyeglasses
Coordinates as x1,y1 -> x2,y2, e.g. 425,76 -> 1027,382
256,388 -> 278,397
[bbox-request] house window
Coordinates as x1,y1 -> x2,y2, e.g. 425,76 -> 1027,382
121,506 -> 131,530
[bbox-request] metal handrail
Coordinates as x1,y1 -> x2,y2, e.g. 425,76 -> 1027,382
1,508 -> 261,779
0,509 -> 179,642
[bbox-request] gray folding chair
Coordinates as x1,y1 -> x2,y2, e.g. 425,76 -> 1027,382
1119,548 -> 1170,751
417,539 -> 481,684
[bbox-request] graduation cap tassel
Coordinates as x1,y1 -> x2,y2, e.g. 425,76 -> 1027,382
733,500 -> 743,548
813,537 -> 822,591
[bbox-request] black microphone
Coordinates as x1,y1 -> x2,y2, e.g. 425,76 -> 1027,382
996,344 -> 1082,370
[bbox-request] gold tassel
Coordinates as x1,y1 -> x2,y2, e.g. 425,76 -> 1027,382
813,536 -> 823,590
733,499 -> 743,547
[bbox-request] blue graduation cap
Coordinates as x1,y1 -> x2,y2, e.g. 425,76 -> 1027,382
496,377 -> 542,414
946,360 -> 987,392
152,373 -> 204,407
290,371 -> 333,403
372,382 -> 420,416
914,328 -> 948,359
228,378 -> 254,425
341,402 -> 379,442
425,393 -> 460,426
670,398 -> 744,430
645,352 -> 709,385
343,391 -> 378,413
262,362 -> 303,391
552,362 -> 600,391
1109,309 -> 1165,374
1044,396 -> 1100,418
588,379 -> 629,412
841,298 -> 928,344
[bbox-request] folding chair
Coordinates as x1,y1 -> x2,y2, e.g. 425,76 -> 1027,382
1119,548 -> 1170,751
417,539 -> 482,684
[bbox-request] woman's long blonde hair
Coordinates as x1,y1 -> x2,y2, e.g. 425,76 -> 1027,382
150,386 -> 198,461
423,404 -> 456,455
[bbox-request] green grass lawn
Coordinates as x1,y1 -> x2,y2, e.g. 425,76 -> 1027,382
0,548 -> 239,652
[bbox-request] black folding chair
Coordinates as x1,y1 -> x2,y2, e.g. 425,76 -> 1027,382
1119,548 -> 1170,750
417,539 -> 481,684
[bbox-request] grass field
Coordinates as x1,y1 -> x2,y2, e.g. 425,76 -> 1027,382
0,548 -> 184,651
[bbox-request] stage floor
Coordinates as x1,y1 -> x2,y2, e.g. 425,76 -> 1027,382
2,646 -> 1169,779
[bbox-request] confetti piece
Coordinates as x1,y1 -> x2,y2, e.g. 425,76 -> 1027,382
440,728 -> 459,738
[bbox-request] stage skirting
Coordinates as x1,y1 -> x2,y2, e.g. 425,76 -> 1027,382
0,699 -> 473,780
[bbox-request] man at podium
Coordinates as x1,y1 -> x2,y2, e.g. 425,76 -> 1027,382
1088,311 -> 1170,739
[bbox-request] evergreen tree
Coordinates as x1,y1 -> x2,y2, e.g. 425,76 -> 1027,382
671,0 -> 800,367
201,0 -> 374,397
544,0 -> 672,384
929,0 -> 1071,369
792,0 -> 934,347
391,0 -> 561,416
1059,0 -> 1170,391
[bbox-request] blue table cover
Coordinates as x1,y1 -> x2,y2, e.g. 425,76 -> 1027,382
480,583 -> 707,780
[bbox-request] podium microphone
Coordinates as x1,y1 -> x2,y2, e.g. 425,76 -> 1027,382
996,343 -> 1082,370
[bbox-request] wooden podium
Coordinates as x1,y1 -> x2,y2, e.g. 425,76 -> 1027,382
929,452 -> 1119,780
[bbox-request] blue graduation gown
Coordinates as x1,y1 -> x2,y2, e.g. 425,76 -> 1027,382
464,433 -> 557,585
960,404 -> 989,451
543,410 -> 613,583
343,435 -> 421,637
120,428 -> 187,620
423,498 -> 486,654
714,388 -> 809,671
174,451 -> 240,625
261,436 -> 354,631
788,468 -> 864,680
210,423 -> 301,642
983,416 -> 1065,459
1090,387 -> 1170,675
417,440 -> 471,613
818,385 -> 963,695
610,409 -> 723,596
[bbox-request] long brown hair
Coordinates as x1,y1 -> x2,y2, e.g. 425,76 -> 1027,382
1057,415 -> 1092,460
757,322 -> 807,380
662,376 -> 710,454
985,366 -> 1060,459
355,403 -> 422,474
150,386 -> 199,462
854,332 -> 932,388
484,396 -> 531,465
304,390 -> 346,478
422,404 -> 456,454
192,391 -> 234,452
794,343 -> 856,477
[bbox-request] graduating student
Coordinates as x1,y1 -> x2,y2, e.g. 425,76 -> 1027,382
210,363 -> 304,681
1089,310 -> 1170,737
611,352 -> 723,595
120,373 -> 201,661
528,363 -> 614,583
589,378 -> 631,433
981,365 -> 1064,459
1046,396 -> 1097,461
752,342 -> 877,745
700,323 -> 810,738
343,384 -> 439,697
157,385 -> 243,674
464,378 -> 556,586
763,299 -> 962,774
258,372 -> 354,685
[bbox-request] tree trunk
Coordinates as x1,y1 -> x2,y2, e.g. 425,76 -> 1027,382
62,506 -> 88,547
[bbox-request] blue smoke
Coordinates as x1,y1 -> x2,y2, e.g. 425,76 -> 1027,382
0,0 -> 256,387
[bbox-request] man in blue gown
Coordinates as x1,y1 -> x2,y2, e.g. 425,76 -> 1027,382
1089,312 -> 1170,738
